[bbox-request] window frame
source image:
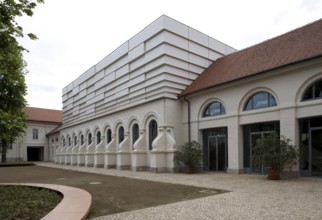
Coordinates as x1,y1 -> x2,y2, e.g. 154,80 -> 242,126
106,129 -> 112,144
302,79 -> 322,101
148,120 -> 158,150
244,91 -> 277,111
88,133 -> 92,145
32,128 -> 38,140
96,131 -> 101,145
203,101 -> 226,117
132,123 -> 139,149
118,126 -> 124,144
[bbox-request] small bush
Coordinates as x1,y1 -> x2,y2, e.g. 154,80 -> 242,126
174,141 -> 203,169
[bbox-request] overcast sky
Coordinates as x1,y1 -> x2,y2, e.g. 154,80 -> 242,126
18,0 -> 322,110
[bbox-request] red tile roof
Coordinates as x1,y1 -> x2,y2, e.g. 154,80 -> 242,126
23,107 -> 62,123
181,19 -> 322,96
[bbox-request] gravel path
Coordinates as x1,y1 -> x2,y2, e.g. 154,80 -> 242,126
36,163 -> 322,220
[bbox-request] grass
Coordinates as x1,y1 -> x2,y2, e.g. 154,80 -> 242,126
0,185 -> 62,220
0,161 -> 35,167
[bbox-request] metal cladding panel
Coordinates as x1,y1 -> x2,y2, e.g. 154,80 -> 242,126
61,15 -> 232,125
163,15 -> 188,38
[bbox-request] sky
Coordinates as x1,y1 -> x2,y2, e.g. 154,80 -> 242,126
18,0 -> 322,110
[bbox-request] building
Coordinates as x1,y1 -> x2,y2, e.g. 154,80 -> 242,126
4,107 -> 62,162
56,15 -> 322,177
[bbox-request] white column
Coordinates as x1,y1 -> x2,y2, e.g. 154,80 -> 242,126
227,116 -> 244,174
280,108 -> 299,177
131,129 -> 148,171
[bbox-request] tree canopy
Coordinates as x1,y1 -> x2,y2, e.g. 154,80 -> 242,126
0,0 -> 44,162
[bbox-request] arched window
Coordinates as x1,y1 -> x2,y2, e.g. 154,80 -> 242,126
106,129 -> 112,144
244,91 -> 277,111
203,101 -> 226,117
68,137 -> 71,146
132,124 -> 139,149
74,136 -> 77,146
80,134 -> 84,145
96,131 -> 101,144
88,133 -> 92,145
148,120 -> 158,150
118,126 -> 124,144
302,79 -> 322,101
63,138 -> 66,146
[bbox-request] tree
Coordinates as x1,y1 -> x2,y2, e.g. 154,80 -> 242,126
0,0 -> 44,162
253,133 -> 299,180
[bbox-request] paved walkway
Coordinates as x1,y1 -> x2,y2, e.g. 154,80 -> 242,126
36,163 -> 322,220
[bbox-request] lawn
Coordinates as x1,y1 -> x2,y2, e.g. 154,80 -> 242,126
0,185 -> 62,220
0,166 -> 227,218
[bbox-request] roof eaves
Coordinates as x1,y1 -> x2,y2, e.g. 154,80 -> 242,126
179,54 -> 322,97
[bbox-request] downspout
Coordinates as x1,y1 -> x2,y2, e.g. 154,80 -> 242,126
184,96 -> 191,142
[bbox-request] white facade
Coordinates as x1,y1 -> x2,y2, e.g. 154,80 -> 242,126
57,15 -> 235,172
5,121 -> 60,162
185,59 -> 322,176
56,15 -> 322,177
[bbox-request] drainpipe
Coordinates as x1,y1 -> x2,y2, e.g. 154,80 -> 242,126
184,96 -> 191,142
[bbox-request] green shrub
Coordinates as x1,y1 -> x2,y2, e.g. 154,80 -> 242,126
174,141 -> 202,168
253,133 -> 299,174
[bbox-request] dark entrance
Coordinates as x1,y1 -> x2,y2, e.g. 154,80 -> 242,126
203,128 -> 227,172
300,117 -> 322,177
27,147 -> 44,161
243,121 -> 280,174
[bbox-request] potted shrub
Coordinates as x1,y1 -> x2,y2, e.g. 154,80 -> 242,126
253,133 -> 299,180
174,141 -> 202,174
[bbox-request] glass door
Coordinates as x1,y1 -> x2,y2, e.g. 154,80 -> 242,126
310,128 -> 322,176
207,135 -> 227,172
250,132 -> 274,174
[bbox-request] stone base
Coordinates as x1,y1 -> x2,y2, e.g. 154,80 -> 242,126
281,171 -> 299,179
117,165 -> 131,170
132,166 -> 148,172
105,164 -> 116,169
227,168 -> 244,174
94,164 -> 104,168
150,167 -> 168,173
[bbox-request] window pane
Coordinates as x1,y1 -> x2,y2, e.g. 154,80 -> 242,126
253,92 -> 268,109
203,101 -> 226,117
303,85 -> 313,100
88,133 -> 92,145
221,104 -> 226,114
106,129 -> 112,144
81,135 -> 84,145
96,131 -> 101,144
244,92 -> 277,111
314,80 -> 322,98
118,127 -> 124,144
33,129 -> 38,139
269,94 -> 277,106
149,120 -> 158,150
245,99 -> 253,110
132,124 -> 139,143
303,79 -> 322,101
